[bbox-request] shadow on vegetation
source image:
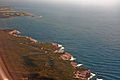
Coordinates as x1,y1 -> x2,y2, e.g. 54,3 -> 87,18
22,56 -> 37,67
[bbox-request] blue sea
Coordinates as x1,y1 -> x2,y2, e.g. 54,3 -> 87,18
0,1 -> 120,80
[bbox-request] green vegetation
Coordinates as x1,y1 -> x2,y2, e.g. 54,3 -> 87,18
0,30 -> 75,80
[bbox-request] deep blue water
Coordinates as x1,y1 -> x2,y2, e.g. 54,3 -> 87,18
0,1 -> 120,80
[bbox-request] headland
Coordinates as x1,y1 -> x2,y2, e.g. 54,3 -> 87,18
0,6 -> 40,18
0,29 -> 95,80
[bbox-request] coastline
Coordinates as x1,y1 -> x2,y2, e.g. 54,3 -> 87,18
8,29 -> 96,80
0,6 -> 41,18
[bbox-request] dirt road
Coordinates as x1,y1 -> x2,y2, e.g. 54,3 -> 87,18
0,57 -> 12,80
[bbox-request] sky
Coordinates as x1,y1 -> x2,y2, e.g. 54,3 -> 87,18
1,0 -> 120,7
27,0 -> 119,6
26,0 -> 120,7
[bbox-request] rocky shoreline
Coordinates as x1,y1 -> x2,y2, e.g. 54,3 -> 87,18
7,29 -> 96,80
52,43 -> 96,80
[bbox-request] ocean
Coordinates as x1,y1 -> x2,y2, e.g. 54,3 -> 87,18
0,1 -> 120,80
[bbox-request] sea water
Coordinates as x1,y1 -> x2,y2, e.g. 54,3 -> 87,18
0,1 -> 120,80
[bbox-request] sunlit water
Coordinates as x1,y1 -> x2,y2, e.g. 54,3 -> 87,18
0,1 -> 120,80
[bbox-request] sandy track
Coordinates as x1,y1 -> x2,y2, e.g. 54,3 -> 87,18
0,57 -> 13,80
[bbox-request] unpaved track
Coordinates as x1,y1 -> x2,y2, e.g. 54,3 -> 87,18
0,57 -> 12,80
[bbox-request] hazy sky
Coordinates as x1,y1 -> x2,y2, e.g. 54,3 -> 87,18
1,0 -> 120,7
26,0 -> 120,7
25,0 -> 119,5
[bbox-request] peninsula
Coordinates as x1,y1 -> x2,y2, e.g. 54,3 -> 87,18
0,29 -> 95,80
0,6 -> 39,18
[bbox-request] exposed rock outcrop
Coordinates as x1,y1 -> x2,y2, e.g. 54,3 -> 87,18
51,43 -> 95,80
25,37 -> 37,43
71,62 -> 78,68
52,43 -> 65,53
9,30 -> 37,43
74,67 -> 91,80
9,30 -> 20,35
60,52 -> 76,61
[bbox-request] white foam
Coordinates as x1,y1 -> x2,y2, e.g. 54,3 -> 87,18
70,57 -> 76,61
58,44 -> 62,47
39,16 -> 43,18
58,49 -> 64,53
77,64 -> 83,67
88,73 -> 96,80
61,47 -> 65,50
96,78 -> 103,80
58,44 -> 65,52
